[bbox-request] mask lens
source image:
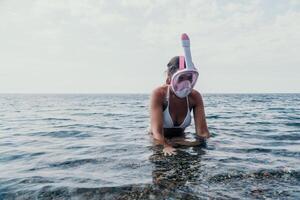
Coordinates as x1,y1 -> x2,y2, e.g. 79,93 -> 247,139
178,73 -> 194,83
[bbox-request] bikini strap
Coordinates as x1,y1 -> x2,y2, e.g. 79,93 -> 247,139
186,95 -> 190,112
163,85 -> 170,109
166,85 -> 170,100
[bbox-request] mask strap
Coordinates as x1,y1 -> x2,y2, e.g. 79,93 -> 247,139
179,56 -> 185,70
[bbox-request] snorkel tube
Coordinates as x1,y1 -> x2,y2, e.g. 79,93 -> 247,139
181,33 -> 195,69
170,33 -> 199,98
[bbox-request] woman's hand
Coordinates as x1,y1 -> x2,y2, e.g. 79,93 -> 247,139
163,145 -> 177,156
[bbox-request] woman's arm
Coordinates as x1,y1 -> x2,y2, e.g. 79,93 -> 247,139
150,88 -> 176,155
150,88 -> 165,143
168,137 -> 202,146
193,91 -> 210,139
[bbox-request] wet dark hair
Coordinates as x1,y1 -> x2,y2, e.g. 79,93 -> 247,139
167,56 -> 186,77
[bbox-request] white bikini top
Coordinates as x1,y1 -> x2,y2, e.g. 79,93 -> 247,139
163,86 -> 192,129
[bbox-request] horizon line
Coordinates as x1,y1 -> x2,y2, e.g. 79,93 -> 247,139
0,92 -> 299,95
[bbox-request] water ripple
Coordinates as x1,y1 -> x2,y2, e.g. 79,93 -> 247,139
30,130 -> 91,138
0,93 -> 299,199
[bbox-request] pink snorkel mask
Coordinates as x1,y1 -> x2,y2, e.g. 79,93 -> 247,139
171,33 -> 199,98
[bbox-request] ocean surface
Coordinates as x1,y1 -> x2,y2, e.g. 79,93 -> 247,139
0,94 -> 299,199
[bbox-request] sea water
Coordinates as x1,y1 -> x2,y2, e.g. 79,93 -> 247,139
0,94 -> 299,199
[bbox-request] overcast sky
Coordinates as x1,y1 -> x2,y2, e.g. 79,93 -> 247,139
0,0 -> 299,93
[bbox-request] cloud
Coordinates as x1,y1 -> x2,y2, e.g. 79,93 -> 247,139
0,0 -> 299,93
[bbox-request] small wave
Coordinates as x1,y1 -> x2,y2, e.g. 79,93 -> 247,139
255,128 -> 277,132
49,158 -> 99,168
64,108 -> 86,111
208,169 -> 300,183
268,107 -> 286,111
284,122 -> 300,127
0,184 -> 155,200
64,145 -> 90,150
221,147 -> 300,157
72,112 -> 103,116
275,116 -> 300,120
97,126 -> 122,130
248,148 -> 273,153
0,142 -> 16,147
103,113 -> 132,117
0,177 -> 55,199
216,156 -> 267,164
1,127 -> 13,131
30,152 -> 46,157
250,99 -> 268,103
41,118 -> 72,121
0,151 -> 46,162
18,176 -> 55,184
266,133 -> 300,140
31,130 -> 90,138
0,154 -> 25,162
54,124 -> 122,130
235,147 -> 273,153
207,115 -> 220,119
271,149 -> 300,157
245,121 -> 274,125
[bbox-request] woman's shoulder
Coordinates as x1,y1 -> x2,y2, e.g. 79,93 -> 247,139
151,85 -> 168,98
190,89 -> 201,97
189,89 -> 203,106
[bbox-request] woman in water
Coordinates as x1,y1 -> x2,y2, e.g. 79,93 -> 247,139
150,34 -> 210,156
